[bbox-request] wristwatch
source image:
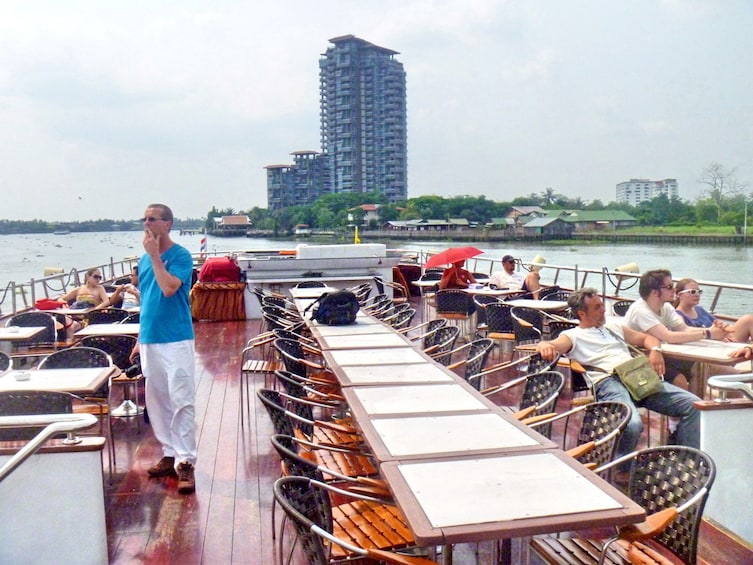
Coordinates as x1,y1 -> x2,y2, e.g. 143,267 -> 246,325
650,346 -> 662,353
704,329 -> 711,339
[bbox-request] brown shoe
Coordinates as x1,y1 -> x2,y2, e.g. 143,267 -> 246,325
147,456 -> 176,477
177,462 -> 196,494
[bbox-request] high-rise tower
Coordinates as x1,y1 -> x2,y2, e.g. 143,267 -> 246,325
318,35 -> 407,202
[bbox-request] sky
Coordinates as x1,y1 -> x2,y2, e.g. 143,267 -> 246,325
1,0 -> 752,221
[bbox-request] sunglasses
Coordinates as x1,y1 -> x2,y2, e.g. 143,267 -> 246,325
141,217 -> 165,223
91,274 -> 102,280
679,289 -> 703,296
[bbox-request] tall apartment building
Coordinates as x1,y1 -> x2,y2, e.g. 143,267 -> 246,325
266,35 -> 407,211
616,178 -> 678,206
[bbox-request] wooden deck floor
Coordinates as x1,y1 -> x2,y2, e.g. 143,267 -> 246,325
103,313 -> 750,564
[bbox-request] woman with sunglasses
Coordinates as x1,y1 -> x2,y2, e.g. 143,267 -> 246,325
674,278 -> 753,343
60,268 -> 125,310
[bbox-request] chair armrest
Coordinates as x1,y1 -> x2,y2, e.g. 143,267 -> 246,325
618,507 -> 678,542
565,441 -> 595,460
512,405 -> 537,420
519,412 -> 557,426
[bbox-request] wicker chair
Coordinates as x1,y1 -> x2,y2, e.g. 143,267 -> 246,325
120,312 -> 140,324
445,338 -> 495,390
38,346 -> 112,370
530,446 -> 716,565
273,476 -> 435,565
6,311 -> 58,352
541,289 -> 571,302
547,319 -> 578,339
383,307 -> 416,330
273,338 -> 333,384
424,325 -> 461,366
274,369 -> 343,405
398,319 -> 448,349
86,308 -> 130,325
484,302 -> 516,361
79,334 -> 136,370
0,351 -> 10,373
612,299 -> 633,317
434,289 -> 476,339
530,401 -> 632,470
472,294 -> 501,334
510,306 -> 545,346
294,280 -> 327,288
0,390 -> 73,441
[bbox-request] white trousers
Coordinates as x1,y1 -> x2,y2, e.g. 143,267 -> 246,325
142,340 -> 197,467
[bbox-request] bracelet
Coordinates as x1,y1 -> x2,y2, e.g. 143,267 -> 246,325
704,329 -> 711,339
651,346 -> 662,352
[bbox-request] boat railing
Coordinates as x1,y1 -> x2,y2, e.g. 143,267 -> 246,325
707,373 -> 753,403
0,413 -> 98,483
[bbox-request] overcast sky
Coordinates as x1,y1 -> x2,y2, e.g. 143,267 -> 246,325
1,0 -> 751,221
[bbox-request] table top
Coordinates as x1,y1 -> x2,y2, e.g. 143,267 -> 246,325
288,286 -> 336,299
310,321 -> 396,337
0,326 -> 46,341
342,382 -> 493,417
659,339 -> 746,365
0,366 -> 120,395
464,287 -> 520,297
74,323 -> 140,337
507,299 -> 569,312
323,346 -> 427,367
317,331 -> 413,350
359,411 -> 553,461
381,451 -> 644,546
332,362 -> 457,387
45,306 -> 94,316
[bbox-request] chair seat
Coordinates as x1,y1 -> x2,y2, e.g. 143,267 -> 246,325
241,359 -> 283,374
488,331 -> 514,340
531,537 -> 632,565
313,447 -> 379,480
331,499 -> 415,558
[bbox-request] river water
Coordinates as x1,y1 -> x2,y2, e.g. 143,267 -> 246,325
2,231 -> 752,314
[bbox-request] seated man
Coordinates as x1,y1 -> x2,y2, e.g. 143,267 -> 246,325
488,254 -> 541,297
535,288 -> 751,463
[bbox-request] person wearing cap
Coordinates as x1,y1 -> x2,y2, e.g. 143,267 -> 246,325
488,255 -> 542,297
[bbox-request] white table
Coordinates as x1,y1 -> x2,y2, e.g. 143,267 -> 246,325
0,366 -> 119,395
317,332 -> 412,350
343,383 -> 491,417
74,323 -> 140,337
334,362 -> 457,387
324,346 -> 427,367
381,451 -> 643,560
0,326 -> 47,354
288,285 -> 336,299
659,339 -> 749,397
361,412 -> 548,461
507,299 -> 569,312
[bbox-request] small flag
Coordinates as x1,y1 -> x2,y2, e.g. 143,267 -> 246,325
354,226 -> 361,244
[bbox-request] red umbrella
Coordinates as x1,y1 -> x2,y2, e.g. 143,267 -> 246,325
424,246 -> 484,269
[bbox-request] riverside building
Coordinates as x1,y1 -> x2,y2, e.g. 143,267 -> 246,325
266,35 -> 408,211
616,178 -> 679,206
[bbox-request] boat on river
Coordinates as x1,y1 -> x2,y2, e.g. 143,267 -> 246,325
0,244 -> 752,563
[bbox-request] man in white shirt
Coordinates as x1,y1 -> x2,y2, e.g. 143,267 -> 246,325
624,269 -> 726,387
488,255 -> 525,289
535,288 -> 720,462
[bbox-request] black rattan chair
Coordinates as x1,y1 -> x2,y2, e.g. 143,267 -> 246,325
510,306 -> 544,345
612,300 -> 633,317
424,325 -> 461,366
0,390 -> 73,441
6,311 -> 58,351
531,446 -> 716,565
473,294 -> 501,333
485,302 -> 516,360
79,334 -> 136,370
434,290 -> 476,339
38,346 -> 112,370
445,338 -> 495,390
86,308 -> 130,325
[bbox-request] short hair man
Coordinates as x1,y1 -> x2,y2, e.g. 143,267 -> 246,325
488,254 -> 542,297
536,287 -> 704,462
624,269 -> 726,387
130,203 -> 197,494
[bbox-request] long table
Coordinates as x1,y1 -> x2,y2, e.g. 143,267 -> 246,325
0,366 -> 120,395
298,296 -> 644,564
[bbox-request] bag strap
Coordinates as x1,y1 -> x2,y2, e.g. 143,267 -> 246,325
604,326 -> 646,358
303,293 -> 327,314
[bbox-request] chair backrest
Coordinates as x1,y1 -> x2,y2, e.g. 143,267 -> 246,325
627,446 -> 716,564
463,338 -> 494,388
38,346 -> 113,370
0,390 -> 73,441
295,281 -> 327,288
612,300 -> 633,317
574,401 -> 632,468
547,320 -> 577,340
121,312 -> 140,324
257,388 -> 297,437
388,308 -> 416,330
511,306 -> 544,344
0,351 -> 10,373
420,270 -> 443,280
274,370 -> 311,401
435,289 -> 475,315
519,370 -> 565,437
6,312 -> 57,348
274,338 -> 309,378
86,308 -> 130,325
79,334 -> 137,370
473,295 -> 500,327
485,302 -> 514,334
273,476 -> 334,565
539,287 -> 568,301
428,326 -> 461,366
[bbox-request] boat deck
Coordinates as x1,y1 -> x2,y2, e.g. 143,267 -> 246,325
103,313 -> 750,563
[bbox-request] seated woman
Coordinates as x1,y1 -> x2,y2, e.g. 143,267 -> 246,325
59,268 -> 125,310
674,278 -> 753,342
438,260 -> 476,290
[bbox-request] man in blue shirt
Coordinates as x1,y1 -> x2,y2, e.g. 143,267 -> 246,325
131,203 -> 197,494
